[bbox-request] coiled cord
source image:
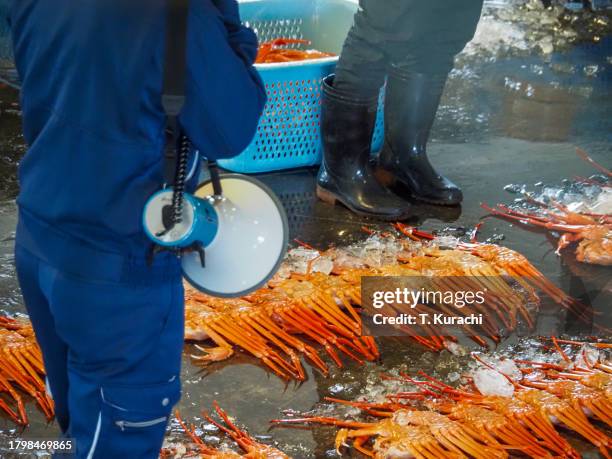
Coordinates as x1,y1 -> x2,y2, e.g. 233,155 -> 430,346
171,133 -> 190,226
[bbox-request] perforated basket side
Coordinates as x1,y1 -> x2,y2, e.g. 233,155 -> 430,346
218,0 -> 386,174
219,63 -> 334,173
238,0 -> 359,54
245,18 -> 305,44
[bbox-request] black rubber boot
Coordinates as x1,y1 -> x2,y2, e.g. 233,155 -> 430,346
377,69 -> 463,205
316,76 -> 412,221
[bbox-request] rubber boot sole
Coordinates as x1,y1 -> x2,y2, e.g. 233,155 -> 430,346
376,168 -> 462,207
316,185 -> 411,221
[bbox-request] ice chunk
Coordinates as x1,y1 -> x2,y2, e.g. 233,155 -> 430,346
284,247 -> 321,274
448,371 -> 461,382
473,368 -> 514,397
495,359 -> 522,381
434,236 -> 460,250
311,257 -> 334,275
345,234 -> 406,268
446,341 -> 468,357
590,188 -> 612,215
504,183 -> 526,194
329,384 -> 345,395
476,355 -> 522,380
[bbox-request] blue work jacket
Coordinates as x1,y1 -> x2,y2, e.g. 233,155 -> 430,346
6,0 -> 266,281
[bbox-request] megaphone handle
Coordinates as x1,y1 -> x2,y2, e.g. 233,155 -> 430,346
192,242 -> 206,268
146,240 -> 205,267
209,161 -> 223,197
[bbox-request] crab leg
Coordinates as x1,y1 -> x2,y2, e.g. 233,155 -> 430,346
576,147 -> 612,177
472,244 -> 594,323
412,372 -> 581,458
334,291 -> 363,328
0,352 -> 39,397
439,276 -> 515,330
0,395 -> 22,425
481,203 -> 585,234
191,327 -> 235,363
516,388 -> 611,457
305,291 -> 360,336
349,436 -> 375,457
271,415 -> 371,429
203,402 -> 256,452
291,307 -> 367,364
466,267 -> 535,329
527,380 -> 612,427
278,308 -> 344,367
250,313 -> 329,375
23,346 -> 46,374
553,338 -> 612,349
362,336 -> 380,359
8,348 -> 45,391
207,320 -> 296,379
225,318 -> 301,379
324,396 -> 400,418
291,301 -> 367,359
448,406 -> 554,458
292,297 -> 354,340
0,373 -> 27,425
243,312 -> 306,380
174,410 -> 221,455
394,222 -> 436,240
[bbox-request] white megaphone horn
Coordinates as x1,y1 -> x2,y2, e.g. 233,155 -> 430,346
143,170 -> 288,297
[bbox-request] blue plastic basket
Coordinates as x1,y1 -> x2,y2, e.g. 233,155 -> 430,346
218,0 -> 385,174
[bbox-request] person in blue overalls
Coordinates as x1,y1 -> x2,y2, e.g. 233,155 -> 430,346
7,0 -> 266,457
316,0 -> 484,219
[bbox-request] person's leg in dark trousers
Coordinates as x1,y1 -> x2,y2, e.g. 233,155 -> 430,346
329,0 -> 484,207
15,244 -> 70,433
333,0 -> 410,97
314,0 -> 413,220
378,0 -> 483,205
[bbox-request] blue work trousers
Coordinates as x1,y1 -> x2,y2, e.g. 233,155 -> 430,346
14,243 -> 184,459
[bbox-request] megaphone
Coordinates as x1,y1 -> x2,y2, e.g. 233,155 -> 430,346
144,0 -> 288,297
143,173 -> 288,297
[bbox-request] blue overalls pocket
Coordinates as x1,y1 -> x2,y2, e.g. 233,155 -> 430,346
92,377 -> 181,459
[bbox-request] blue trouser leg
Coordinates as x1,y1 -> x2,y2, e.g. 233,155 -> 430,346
15,244 -> 184,459
15,245 -> 70,433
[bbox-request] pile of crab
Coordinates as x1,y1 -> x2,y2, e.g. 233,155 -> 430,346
0,315 -> 51,425
273,337 -> 612,458
2,225 -> 593,425
483,148 -> 611,266
161,403 -> 289,459
185,223 -> 596,381
255,38 -> 335,64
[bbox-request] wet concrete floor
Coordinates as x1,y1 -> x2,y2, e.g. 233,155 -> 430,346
0,42 -> 611,457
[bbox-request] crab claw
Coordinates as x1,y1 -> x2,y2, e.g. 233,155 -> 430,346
335,428 -> 350,453
191,345 -> 234,362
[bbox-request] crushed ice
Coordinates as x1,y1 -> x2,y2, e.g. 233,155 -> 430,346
472,368 -> 515,397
